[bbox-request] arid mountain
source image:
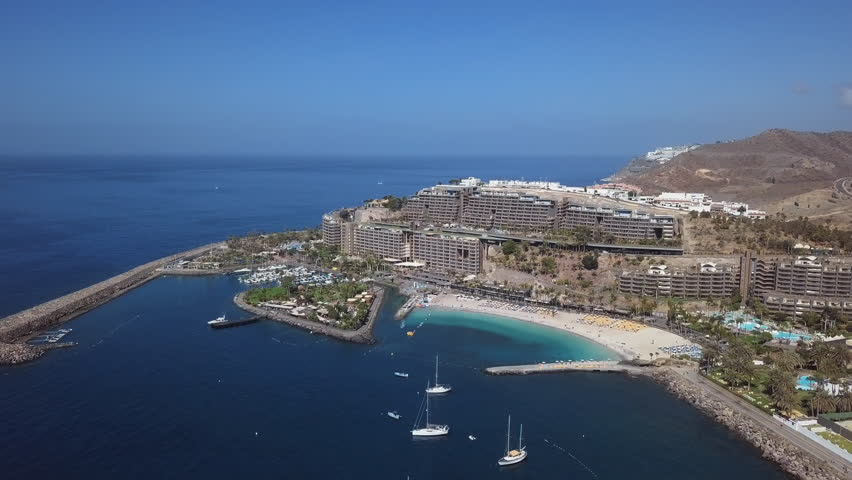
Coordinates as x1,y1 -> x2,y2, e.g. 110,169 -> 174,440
621,129 -> 852,206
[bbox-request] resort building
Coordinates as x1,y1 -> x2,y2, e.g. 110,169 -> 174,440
402,185 -> 472,226
352,224 -> 410,260
746,255 -> 852,317
558,203 -> 677,240
403,182 -> 676,241
461,190 -> 557,231
321,213 -> 343,246
618,262 -> 739,298
411,231 -> 482,274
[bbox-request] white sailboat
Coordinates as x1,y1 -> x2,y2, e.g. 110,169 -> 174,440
497,414 -> 527,466
411,383 -> 449,437
425,354 -> 451,394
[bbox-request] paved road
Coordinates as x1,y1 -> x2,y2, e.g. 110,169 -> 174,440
679,368 -> 851,476
833,177 -> 852,198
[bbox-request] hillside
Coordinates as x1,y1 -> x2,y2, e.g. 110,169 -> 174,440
621,129 -> 852,211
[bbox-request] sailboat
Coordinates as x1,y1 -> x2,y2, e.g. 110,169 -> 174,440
425,354 -> 451,394
497,414 -> 527,466
411,382 -> 449,437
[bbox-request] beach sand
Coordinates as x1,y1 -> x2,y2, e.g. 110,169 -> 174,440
427,294 -> 690,361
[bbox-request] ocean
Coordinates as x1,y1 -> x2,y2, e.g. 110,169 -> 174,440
0,157 -> 788,479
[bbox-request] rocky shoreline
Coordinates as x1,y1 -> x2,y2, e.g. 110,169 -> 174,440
233,287 -> 385,344
652,369 -> 844,480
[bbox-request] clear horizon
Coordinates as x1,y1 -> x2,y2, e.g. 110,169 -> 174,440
1,1 -> 850,156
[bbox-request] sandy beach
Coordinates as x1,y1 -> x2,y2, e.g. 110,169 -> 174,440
427,294 -> 690,361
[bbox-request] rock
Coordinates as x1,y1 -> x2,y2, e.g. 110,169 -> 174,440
650,370 -> 844,480
0,342 -> 43,365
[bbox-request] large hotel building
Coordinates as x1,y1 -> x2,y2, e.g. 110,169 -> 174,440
403,184 -> 677,240
323,181 -> 678,275
618,255 -> 852,317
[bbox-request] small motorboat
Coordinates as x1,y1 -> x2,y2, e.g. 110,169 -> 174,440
407,331 -> 415,337
469,435 -> 477,441
394,372 -> 409,378
388,411 -> 401,420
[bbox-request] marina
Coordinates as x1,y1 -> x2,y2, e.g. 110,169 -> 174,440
30,328 -> 72,344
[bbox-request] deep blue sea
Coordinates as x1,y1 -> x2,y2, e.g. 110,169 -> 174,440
0,157 -> 788,479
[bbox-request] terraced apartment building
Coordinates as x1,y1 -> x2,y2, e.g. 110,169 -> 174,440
460,190 -> 557,231
618,262 -> 739,298
321,211 -> 481,273
747,255 -> 852,317
558,203 -> 676,240
403,183 -> 677,240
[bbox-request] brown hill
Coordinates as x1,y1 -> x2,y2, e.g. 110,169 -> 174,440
623,129 -> 852,206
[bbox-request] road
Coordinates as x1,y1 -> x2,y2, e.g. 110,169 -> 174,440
678,367 -> 851,477
833,177 -> 852,198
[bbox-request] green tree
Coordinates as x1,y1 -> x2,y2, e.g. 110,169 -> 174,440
540,256 -> 557,275
581,253 -> 599,270
768,351 -> 803,373
502,240 -> 518,256
701,343 -> 722,369
810,387 -> 836,416
721,342 -> 755,388
767,368 -> 798,415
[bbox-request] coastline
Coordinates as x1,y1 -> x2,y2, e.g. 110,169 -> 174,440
0,242 -> 223,365
425,294 -> 688,362
233,287 -> 385,344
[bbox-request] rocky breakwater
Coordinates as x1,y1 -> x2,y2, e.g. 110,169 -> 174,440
234,287 -> 385,344
0,242 -> 223,365
653,369 -> 844,480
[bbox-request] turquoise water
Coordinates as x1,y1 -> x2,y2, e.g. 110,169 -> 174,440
405,307 -> 618,363
797,375 -> 815,391
722,313 -> 811,342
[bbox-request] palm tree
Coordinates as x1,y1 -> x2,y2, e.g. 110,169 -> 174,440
811,387 -> 836,417
835,384 -> 852,413
768,369 -> 798,415
701,343 -> 722,370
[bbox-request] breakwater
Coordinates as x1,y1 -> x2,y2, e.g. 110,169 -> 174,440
485,360 -> 646,375
652,369 -> 845,480
233,287 -> 385,344
0,242 -> 222,365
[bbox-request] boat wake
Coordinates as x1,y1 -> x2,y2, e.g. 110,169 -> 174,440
544,438 -> 598,479
91,314 -> 141,347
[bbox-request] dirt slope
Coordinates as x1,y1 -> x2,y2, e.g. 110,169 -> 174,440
623,129 -> 852,206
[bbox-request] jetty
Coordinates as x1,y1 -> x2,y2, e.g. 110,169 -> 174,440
485,360 -> 646,376
393,294 -> 421,320
210,316 -> 260,329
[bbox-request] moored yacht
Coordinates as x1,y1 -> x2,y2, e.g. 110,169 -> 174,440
497,414 -> 527,466
208,314 -> 228,326
411,383 -> 449,437
425,354 -> 451,394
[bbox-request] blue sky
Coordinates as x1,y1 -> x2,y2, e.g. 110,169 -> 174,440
0,0 -> 850,155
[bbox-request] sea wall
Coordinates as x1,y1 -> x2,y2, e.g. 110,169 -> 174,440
233,287 -> 385,344
652,369 -> 844,480
0,242 -> 223,344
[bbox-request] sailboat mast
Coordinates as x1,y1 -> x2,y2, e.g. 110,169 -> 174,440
519,423 -> 524,449
425,383 -> 430,426
435,354 -> 439,385
506,414 -> 511,454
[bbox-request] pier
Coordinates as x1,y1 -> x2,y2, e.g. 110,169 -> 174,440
485,360 -> 647,376
210,316 -> 260,329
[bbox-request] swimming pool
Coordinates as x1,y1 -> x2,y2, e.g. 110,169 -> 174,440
796,375 -> 815,390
